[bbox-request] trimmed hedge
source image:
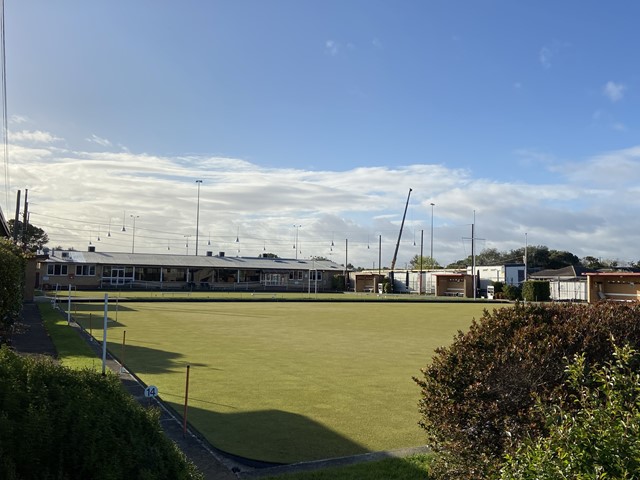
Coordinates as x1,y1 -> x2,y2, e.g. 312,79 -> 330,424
521,280 -> 550,302
0,347 -> 202,480
414,302 -> 640,479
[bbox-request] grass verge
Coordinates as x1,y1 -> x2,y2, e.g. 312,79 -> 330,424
266,453 -> 432,479
38,302 -> 101,370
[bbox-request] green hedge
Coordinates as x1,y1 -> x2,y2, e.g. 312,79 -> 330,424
414,302 -> 640,479
521,280 -> 550,302
0,238 -> 25,342
0,347 -> 202,480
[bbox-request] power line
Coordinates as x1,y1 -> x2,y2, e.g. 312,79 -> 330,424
1,0 -> 9,210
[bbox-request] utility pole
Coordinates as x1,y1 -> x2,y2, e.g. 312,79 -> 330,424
195,180 -> 202,256
21,189 -> 28,248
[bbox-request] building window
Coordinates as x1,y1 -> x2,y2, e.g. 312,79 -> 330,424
75,265 -> 96,276
310,271 -> 323,281
297,271 -> 303,280
47,264 -> 68,276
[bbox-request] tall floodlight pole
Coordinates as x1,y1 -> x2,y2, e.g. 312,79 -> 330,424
524,232 -> 528,282
430,203 -> 435,266
471,211 -> 476,300
195,180 -> 202,256
420,229 -> 424,294
130,215 -> 139,253
293,224 -> 301,259
378,234 -> 382,276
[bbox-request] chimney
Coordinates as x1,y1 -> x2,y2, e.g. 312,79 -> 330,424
206,251 -> 213,257
219,251 -> 225,257
88,245 -> 96,252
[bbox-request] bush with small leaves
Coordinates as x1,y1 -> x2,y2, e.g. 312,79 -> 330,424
499,342 -> 640,479
414,302 -> 640,480
0,347 -> 203,480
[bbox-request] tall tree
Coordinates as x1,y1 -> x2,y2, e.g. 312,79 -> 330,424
8,220 -> 49,252
409,254 -> 439,269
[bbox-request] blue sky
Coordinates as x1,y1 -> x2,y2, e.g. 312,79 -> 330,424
3,1 -> 640,267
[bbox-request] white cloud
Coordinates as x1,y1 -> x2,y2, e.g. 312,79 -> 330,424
10,130 -> 62,144
539,47 -> 552,69
86,134 -> 113,147
325,40 -> 339,56
603,81 -> 626,102
9,114 -> 30,125
538,40 -> 569,69
6,132 -> 640,268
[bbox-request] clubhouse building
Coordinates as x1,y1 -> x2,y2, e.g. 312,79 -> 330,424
38,248 -> 345,292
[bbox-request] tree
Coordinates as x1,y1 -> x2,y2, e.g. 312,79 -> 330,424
582,255 -> 605,269
547,249 -> 580,269
0,238 -> 25,343
8,219 -> 49,252
409,255 -> 439,270
448,245 -> 582,270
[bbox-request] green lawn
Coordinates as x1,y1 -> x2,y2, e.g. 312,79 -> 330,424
68,301 -> 493,464
45,289 -> 489,302
38,302 -> 101,370
267,453 -> 433,479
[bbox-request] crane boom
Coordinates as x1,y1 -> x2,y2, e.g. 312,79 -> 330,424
390,188 -> 412,271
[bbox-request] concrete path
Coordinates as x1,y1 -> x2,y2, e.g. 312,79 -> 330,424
11,302 -> 57,357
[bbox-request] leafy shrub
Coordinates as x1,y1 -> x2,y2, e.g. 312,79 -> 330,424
502,283 -> 521,301
492,281 -> 504,293
0,238 -> 25,342
0,347 -> 203,480
521,280 -> 550,302
414,302 -> 640,480
499,342 -> 640,479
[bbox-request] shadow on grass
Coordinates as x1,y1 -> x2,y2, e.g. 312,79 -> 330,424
105,342 -> 212,374
164,402 -> 371,466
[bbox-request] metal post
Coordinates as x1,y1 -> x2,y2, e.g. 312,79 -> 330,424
195,180 -> 202,256
378,235 -> 381,276
102,294 -> 109,376
419,229 -> 424,294
430,203 -> 435,266
344,238 -> 348,290
67,284 -> 72,324
120,330 -> 126,373
130,215 -> 139,253
183,365 -> 191,437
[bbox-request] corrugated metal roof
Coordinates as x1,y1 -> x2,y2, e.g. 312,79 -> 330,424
45,251 -> 343,271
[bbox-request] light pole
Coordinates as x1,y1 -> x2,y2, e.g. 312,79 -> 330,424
293,224 -> 301,259
184,235 -> 191,256
195,180 -> 202,256
430,203 -> 435,267
130,215 -> 139,253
